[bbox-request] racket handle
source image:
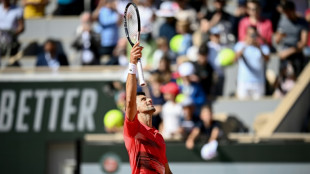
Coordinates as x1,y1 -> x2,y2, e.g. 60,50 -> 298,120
137,58 -> 146,87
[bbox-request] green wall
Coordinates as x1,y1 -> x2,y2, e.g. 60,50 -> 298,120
0,81 -> 117,174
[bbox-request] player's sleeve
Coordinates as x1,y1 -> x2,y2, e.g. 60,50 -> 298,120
123,113 -> 140,138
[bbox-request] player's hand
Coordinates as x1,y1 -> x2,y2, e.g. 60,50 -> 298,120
130,42 -> 143,64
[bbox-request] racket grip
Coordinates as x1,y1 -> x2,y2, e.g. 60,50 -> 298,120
137,59 -> 146,87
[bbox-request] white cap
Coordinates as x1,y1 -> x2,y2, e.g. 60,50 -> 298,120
178,61 -> 195,77
156,1 -> 180,17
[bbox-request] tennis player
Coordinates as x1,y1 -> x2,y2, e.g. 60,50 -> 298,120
123,42 -> 173,174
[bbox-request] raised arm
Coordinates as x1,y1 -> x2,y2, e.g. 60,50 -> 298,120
125,43 -> 143,121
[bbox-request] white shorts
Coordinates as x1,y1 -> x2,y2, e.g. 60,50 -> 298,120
237,82 -> 265,100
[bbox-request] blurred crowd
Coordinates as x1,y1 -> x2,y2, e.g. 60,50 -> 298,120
1,0 -> 310,149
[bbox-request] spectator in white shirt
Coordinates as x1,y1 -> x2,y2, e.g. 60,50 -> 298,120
160,82 -> 184,139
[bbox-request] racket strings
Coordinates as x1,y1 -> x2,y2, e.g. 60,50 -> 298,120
125,5 -> 139,44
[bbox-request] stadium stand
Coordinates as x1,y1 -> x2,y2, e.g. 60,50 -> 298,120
229,62 -> 310,143
1,1 -> 310,174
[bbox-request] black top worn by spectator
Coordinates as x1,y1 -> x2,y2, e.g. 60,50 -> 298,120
194,43 -> 214,98
196,120 -> 221,143
259,0 -> 281,31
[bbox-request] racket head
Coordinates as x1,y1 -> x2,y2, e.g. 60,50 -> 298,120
124,2 -> 141,47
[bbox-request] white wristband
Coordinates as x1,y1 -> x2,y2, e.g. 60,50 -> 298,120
128,63 -> 137,74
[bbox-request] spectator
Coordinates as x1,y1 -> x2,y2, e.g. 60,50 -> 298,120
207,26 -> 225,97
36,39 -> 69,69
72,12 -> 100,65
200,0 -> 235,45
275,0 -> 308,78
186,30 -> 204,62
148,72 -> 165,130
152,56 -> 172,84
22,0 -> 49,19
160,82 -> 184,139
113,38 -> 129,66
53,0 -> 83,16
238,0 -> 273,46
194,44 -> 214,100
75,11 -> 94,35
152,37 -> 177,69
93,0 -> 121,63
0,0 -> 24,65
112,80 -> 126,113
185,105 -> 221,150
156,1 -> 179,43
175,19 -> 192,56
258,0 -> 281,31
189,0 -> 208,20
180,96 -> 195,135
273,61 -> 296,98
234,26 -> 270,100
133,0 -> 156,69
175,0 -> 198,31
178,61 -> 206,122
135,0 -> 155,41
232,0 -> 247,39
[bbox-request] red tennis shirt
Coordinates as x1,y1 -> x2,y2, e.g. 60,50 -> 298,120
123,114 -> 168,174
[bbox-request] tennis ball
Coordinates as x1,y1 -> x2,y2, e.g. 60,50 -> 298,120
170,34 -> 183,52
103,109 -> 124,129
175,93 -> 185,103
217,48 -> 235,66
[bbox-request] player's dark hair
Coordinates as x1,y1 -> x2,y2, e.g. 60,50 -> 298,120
124,92 -> 146,111
136,92 -> 146,96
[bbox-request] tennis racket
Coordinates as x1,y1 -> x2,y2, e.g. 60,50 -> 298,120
124,2 -> 146,87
